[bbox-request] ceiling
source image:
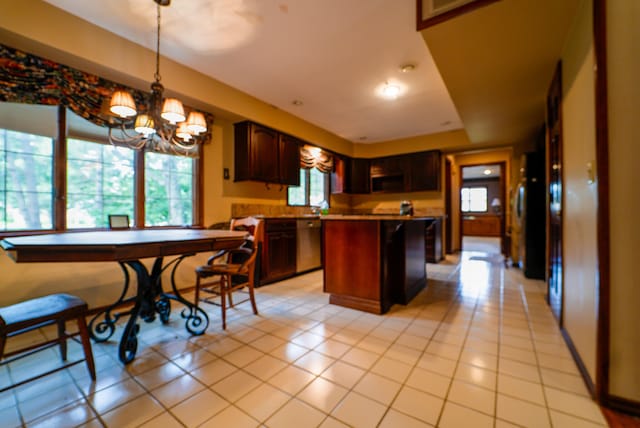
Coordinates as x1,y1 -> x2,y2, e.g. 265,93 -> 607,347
41,0 -> 580,148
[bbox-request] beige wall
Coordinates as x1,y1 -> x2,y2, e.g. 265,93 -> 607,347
351,130 -> 471,158
449,149 -> 512,252
561,0 -> 598,382
607,0 -> 640,402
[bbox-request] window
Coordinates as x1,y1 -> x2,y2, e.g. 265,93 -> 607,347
145,152 -> 194,226
67,138 -> 135,228
288,168 -> 330,207
0,128 -> 53,231
461,186 -> 488,212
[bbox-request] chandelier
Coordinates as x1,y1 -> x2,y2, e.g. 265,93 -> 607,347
107,0 -> 208,152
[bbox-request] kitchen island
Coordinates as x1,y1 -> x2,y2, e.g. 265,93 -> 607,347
321,215 -> 433,314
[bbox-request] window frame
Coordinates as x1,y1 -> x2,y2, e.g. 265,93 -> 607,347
0,105 -> 203,237
287,167 -> 330,207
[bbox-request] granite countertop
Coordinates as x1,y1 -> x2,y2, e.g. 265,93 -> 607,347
320,214 -> 436,221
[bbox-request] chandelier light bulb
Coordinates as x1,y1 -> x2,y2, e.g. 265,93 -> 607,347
186,112 -> 207,135
110,90 -> 137,118
161,98 -> 186,124
176,122 -> 193,141
382,83 -> 400,99
134,114 -> 155,136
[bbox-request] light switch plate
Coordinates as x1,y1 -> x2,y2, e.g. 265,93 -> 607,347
223,168 -> 230,180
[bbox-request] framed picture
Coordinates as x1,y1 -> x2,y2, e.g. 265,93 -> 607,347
108,214 -> 130,230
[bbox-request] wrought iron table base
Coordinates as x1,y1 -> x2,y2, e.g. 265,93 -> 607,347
89,254 -> 208,364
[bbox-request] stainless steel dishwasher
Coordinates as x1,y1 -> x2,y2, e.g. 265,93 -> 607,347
296,219 -> 322,273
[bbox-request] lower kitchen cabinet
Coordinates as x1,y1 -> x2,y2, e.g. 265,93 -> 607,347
425,217 -> 443,263
262,219 -> 297,284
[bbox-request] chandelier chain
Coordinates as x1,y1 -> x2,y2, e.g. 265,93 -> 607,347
154,2 -> 161,83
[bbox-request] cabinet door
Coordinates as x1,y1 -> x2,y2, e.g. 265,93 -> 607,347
250,124 -> 279,182
331,156 -> 346,194
348,158 -> 370,194
409,151 -> 441,191
278,134 -> 301,186
264,231 -> 297,281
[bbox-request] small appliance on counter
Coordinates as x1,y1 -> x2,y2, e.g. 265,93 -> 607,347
400,200 -> 414,216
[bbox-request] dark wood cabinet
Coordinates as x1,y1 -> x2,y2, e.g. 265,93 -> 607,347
409,151 -> 441,191
348,158 -> 370,194
333,156 -> 370,194
369,150 -> 441,193
278,134 -> 302,186
234,121 -> 300,185
262,219 -> 297,283
425,217 -> 443,263
331,156 -> 346,194
370,156 -> 407,193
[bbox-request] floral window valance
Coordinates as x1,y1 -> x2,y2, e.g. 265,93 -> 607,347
300,145 -> 333,174
0,43 -> 213,154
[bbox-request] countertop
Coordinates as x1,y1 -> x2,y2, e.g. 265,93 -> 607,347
319,215 -> 436,221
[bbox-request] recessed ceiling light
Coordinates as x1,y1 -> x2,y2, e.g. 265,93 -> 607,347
292,99 -> 303,106
381,83 -> 400,99
400,64 -> 416,73
484,169 -> 493,175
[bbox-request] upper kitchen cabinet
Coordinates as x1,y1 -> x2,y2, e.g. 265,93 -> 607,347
278,133 -> 302,186
234,121 -> 300,185
348,158 -> 371,194
331,156 -> 370,194
370,155 -> 407,193
408,150 -> 441,191
369,150 -> 441,193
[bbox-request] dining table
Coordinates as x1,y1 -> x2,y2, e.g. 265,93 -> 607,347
0,229 -> 248,364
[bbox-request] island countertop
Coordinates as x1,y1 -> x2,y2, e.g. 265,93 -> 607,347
320,214 -> 435,221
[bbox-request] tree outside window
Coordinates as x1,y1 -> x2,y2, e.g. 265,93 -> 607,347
145,152 -> 194,226
67,138 -> 134,228
0,129 -> 53,231
288,168 -> 329,207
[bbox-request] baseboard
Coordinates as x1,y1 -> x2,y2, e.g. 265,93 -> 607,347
561,328 -> 596,398
602,394 -> 640,418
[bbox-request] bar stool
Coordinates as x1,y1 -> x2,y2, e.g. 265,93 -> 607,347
0,293 -> 96,392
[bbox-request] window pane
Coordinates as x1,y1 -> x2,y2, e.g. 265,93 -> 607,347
460,188 -> 470,212
67,139 -> 134,228
287,169 -> 307,206
145,152 -> 194,226
0,129 -> 53,230
309,168 -> 327,206
469,188 -> 488,211
461,186 -> 488,212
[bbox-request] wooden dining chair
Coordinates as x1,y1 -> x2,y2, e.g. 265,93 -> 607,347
194,217 -> 263,329
0,293 -> 96,392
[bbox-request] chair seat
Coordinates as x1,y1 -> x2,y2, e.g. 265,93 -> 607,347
0,293 -> 96,392
195,263 -> 245,277
0,293 -> 87,335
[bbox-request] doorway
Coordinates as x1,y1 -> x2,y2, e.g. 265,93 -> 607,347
458,162 -> 506,256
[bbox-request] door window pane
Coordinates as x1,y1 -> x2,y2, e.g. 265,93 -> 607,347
0,129 -> 53,230
145,152 -> 194,226
67,138 -> 134,228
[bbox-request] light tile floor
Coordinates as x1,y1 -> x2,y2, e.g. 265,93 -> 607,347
0,244 -> 609,427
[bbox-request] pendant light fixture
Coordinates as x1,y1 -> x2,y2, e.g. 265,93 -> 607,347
107,0 -> 209,152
